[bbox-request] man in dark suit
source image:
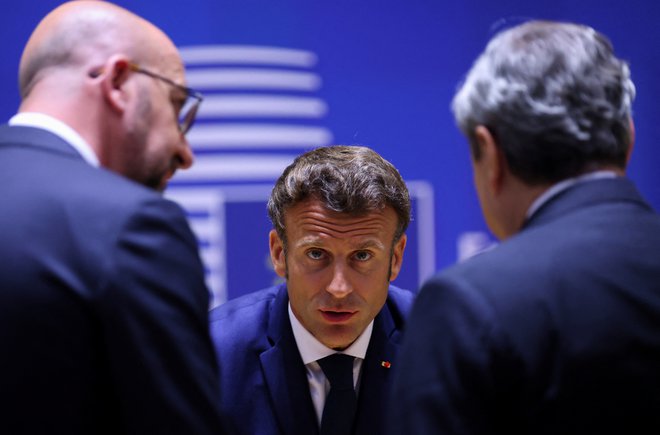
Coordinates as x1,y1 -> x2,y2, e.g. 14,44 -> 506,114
210,145 -> 413,435
0,2 -> 224,434
388,21 -> 660,434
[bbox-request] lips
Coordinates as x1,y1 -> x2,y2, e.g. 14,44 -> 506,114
320,310 -> 356,323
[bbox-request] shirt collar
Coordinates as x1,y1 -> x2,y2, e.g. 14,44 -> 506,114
288,302 -> 374,365
526,170 -> 619,219
9,112 -> 100,167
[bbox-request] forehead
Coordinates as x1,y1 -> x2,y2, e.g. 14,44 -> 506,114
283,198 -> 398,247
167,58 -> 186,81
158,56 -> 186,86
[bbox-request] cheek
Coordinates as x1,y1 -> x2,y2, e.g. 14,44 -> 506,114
147,103 -> 178,140
477,193 -> 502,238
289,267 -> 329,298
287,252 -> 330,280
352,270 -> 389,302
287,278 -> 322,323
359,284 -> 389,322
357,258 -> 392,283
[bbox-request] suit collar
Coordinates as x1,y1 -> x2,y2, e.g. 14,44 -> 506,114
261,285 -> 406,435
524,177 -> 652,231
9,113 -> 99,166
0,124 -> 85,162
525,170 -> 618,220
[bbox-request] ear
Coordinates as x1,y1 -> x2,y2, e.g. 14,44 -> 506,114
474,125 -> 507,195
96,56 -> 133,114
269,230 -> 287,278
388,234 -> 407,282
625,117 -> 635,167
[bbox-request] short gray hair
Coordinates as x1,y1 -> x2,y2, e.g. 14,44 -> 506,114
451,20 -> 636,184
267,145 -> 411,247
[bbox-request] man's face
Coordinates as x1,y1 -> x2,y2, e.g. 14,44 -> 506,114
469,127 -> 509,240
471,154 -> 496,234
269,198 -> 406,350
123,65 -> 193,191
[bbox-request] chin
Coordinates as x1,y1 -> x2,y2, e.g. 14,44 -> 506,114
142,175 -> 167,192
322,331 -> 357,351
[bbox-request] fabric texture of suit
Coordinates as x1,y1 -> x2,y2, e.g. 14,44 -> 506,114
0,125 -> 225,434
388,177 -> 660,435
210,283 -> 414,435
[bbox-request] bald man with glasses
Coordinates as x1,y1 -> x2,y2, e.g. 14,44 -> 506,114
0,1 -> 225,434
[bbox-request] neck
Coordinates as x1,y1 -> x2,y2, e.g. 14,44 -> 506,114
495,180 -> 550,240
20,90 -> 105,166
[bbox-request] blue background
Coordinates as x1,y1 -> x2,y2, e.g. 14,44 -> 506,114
2,0 -> 658,303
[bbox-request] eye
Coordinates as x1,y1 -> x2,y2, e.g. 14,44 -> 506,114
306,249 -> 326,260
353,250 -> 372,262
171,96 -> 186,114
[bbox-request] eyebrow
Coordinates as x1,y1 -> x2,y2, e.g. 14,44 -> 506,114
353,240 -> 386,250
295,238 -> 385,251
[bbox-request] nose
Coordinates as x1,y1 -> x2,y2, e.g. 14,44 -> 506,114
176,137 -> 194,170
326,262 -> 353,299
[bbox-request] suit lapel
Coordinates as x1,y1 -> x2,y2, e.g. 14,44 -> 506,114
260,286 -> 318,435
353,300 -> 402,435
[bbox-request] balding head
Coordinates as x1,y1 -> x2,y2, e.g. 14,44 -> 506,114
16,1 -> 194,190
19,0 -> 180,99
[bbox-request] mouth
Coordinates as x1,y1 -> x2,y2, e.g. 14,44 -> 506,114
320,309 -> 356,323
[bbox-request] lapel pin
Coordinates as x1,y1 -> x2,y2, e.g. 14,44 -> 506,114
381,360 -> 392,369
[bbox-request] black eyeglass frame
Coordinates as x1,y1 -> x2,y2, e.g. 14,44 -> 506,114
89,63 -> 203,135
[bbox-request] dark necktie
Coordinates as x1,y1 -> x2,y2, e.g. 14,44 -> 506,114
318,353 -> 357,435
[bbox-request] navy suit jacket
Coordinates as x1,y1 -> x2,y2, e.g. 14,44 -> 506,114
0,125 -> 225,434
210,284 -> 414,435
388,177 -> 660,435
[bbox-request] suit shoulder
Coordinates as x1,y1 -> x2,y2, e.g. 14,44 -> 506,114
209,286 -> 281,339
388,284 -> 414,304
86,168 -> 176,210
208,286 -> 286,366
210,286 -> 280,320
49,160 -> 188,231
386,285 -> 415,321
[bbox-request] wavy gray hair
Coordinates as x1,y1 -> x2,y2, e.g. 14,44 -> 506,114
268,145 -> 411,248
451,20 -> 636,184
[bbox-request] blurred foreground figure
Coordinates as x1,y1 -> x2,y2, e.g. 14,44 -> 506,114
0,1 -> 225,433
389,20 -> 660,435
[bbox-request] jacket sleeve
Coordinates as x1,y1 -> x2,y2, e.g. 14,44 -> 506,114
96,198 -> 226,435
386,274 -> 522,435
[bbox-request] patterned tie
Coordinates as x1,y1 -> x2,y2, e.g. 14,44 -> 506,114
318,353 -> 357,435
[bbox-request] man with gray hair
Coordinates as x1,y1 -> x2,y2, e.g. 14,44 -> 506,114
210,145 -> 413,435
388,21 -> 660,434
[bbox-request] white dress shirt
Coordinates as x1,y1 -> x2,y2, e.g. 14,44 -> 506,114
288,303 -> 373,425
9,112 -> 100,167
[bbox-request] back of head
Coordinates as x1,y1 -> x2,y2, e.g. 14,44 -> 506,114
16,1 -> 191,187
268,145 -> 411,247
452,21 -> 635,184
19,1 -> 178,100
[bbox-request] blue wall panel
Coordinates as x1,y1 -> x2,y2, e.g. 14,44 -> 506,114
2,0 -> 658,304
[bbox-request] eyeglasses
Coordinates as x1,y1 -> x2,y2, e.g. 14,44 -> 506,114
89,63 -> 203,135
